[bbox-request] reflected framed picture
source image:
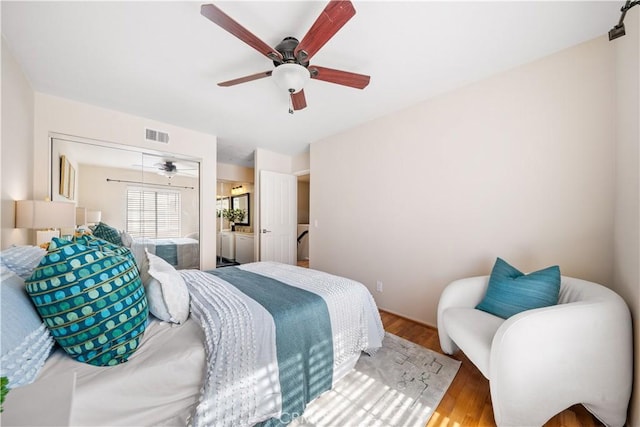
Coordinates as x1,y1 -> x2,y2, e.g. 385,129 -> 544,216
68,164 -> 75,200
59,155 -> 70,198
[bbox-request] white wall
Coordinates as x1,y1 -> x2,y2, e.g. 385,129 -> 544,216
311,35 -> 615,326
612,7 -> 640,425
32,93 -> 217,269
1,37 -> 34,248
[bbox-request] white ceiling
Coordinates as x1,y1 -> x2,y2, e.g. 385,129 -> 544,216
2,1 -> 621,167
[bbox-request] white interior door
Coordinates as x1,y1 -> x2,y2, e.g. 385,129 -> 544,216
259,170 -> 297,264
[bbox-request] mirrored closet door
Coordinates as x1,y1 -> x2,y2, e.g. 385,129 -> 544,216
51,136 -> 201,270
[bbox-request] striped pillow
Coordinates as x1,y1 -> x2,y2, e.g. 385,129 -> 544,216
0,266 -> 54,388
0,245 -> 46,279
25,237 -> 148,366
475,257 -> 560,319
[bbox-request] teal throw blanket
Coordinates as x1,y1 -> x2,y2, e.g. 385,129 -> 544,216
209,267 -> 334,426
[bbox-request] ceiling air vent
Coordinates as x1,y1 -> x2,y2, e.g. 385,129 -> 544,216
145,128 -> 169,144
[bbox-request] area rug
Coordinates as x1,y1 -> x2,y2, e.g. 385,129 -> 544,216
291,332 -> 461,427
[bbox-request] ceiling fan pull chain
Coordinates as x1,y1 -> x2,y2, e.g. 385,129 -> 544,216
288,89 -> 295,114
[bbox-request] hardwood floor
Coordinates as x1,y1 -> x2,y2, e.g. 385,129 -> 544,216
379,310 -> 604,427
295,262 -> 602,426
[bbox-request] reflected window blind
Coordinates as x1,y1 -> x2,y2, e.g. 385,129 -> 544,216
126,187 -> 181,238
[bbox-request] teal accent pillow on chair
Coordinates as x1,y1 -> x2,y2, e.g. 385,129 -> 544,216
26,237 -> 148,366
476,257 -> 560,319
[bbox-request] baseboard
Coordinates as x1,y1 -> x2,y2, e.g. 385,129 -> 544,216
378,308 -> 438,331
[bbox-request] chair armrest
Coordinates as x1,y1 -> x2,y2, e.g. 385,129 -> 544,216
489,297 -> 633,427
437,275 -> 489,354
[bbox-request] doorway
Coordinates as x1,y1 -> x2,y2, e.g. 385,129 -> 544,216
297,173 -> 310,267
216,180 -> 254,268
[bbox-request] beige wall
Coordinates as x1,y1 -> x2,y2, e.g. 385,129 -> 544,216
292,151 -> 310,174
612,7 -> 640,425
298,181 -> 310,225
294,152 -> 311,224
1,38 -> 34,248
32,94 -> 217,269
311,35 -> 616,326
217,162 -> 254,183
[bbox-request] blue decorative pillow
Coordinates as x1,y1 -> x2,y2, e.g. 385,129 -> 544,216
91,222 -> 123,246
475,257 -> 561,319
0,266 -> 54,388
25,238 -> 148,366
74,234 -> 132,260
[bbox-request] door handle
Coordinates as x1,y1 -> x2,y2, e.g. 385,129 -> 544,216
261,229 -> 271,234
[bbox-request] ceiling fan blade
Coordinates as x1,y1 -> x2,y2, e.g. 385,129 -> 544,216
291,90 -> 307,111
309,66 -> 370,89
218,70 -> 273,87
201,4 -> 283,62
294,0 -> 356,62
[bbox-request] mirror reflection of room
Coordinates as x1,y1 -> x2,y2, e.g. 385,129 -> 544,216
51,137 -> 201,270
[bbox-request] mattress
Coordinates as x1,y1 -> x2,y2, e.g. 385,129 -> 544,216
36,318 -> 206,426
23,263 -> 383,426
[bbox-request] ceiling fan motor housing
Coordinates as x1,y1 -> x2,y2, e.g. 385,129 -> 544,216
273,37 -> 309,67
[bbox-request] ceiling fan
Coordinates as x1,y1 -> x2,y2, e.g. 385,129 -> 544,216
134,160 -> 197,178
200,0 -> 371,113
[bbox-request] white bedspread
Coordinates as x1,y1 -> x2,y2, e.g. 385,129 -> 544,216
130,237 -> 199,270
184,263 -> 385,427
182,270 -> 281,427
24,263 -> 383,427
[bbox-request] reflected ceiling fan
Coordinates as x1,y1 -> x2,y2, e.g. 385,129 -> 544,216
200,0 -> 370,113
135,160 -> 198,178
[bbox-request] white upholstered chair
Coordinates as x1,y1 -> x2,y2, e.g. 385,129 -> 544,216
437,275 -> 632,427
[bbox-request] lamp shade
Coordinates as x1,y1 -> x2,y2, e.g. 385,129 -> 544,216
76,207 -> 87,226
15,200 -> 75,229
86,210 -> 102,224
272,63 -> 310,94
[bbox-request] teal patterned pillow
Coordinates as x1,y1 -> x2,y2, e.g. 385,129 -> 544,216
475,257 -> 560,319
74,234 -> 131,260
25,238 -> 148,366
91,222 -> 123,246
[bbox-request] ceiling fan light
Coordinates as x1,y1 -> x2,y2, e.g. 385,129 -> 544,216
158,169 -> 177,178
272,63 -> 310,94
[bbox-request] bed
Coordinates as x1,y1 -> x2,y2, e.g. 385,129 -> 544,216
1,241 -> 384,427
130,236 -> 200,270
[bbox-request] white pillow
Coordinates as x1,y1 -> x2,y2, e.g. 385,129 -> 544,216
145,250 -> 190,324
120,231 -> 134,248
184,232 -> 199,241
145,278 -> 172,322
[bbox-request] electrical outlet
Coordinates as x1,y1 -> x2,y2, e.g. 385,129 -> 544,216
376,280 -> 383,292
